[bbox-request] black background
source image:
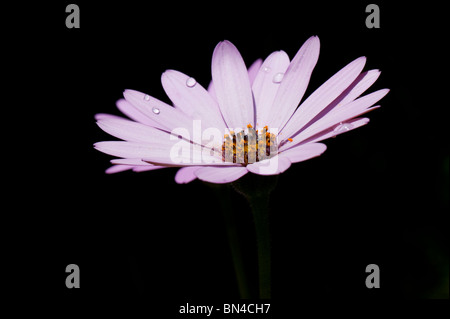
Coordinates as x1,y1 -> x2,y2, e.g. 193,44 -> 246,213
9,0 -> 448,315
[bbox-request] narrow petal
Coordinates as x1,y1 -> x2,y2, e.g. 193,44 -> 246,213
304,117 -> 370,144
268,36 -> 320,131
175,166 -> 200,184
132,166 -> 166,172
280,56 -> 367,139
247,58 -> 263,84
195,166 -> 248,184
280,143 -> 327,163
252,50 -> 290,128
281,89 -> 388,151
211,40 -> 254,128
97,116 -> 174,143
280,69 -> 380,138
95,141 -> 226,166
116,99 -> 159,127
246,156 -> 291,176
208,58 -> 262,102
161,70 -> 226,131
95,113 -> 124,121
94,141 -> 176,159
207,81 -> 217,101
111,158 -> 153,165
123,89 -> 197,135
334,69 -> 381,107
105,165 -> 133,174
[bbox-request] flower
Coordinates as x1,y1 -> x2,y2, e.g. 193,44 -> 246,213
94,36 -> 389,184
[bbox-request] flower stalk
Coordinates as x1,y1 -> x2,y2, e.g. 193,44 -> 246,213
232,174 -> 277,299
210,184 -> 252,299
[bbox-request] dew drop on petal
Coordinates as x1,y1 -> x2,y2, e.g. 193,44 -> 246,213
273,72 -> 284,83
144,94 -> 151,101
334,122 -> 354,133
186,77 -> 197,88
263,66 -> 271,73
152,107 -> 160,115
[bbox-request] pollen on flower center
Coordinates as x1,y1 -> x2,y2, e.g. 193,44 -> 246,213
221,125 -> 278,165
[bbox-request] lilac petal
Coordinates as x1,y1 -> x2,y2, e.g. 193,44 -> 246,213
246,156 -> 291,176
132,165 -> 166,172
95,141 -> 227,166
175,166 -> 200,184
305,117 -> 370,144
252,50 -> 290,128
94,141 -> 176,159
207,81 -> 217,101
211,40 -> 254,128
97,116 -> 174,143
281,89 -> 388,151
208,58 -> 262,103
268,36 -> 320,131
280,143 -> 327,163
95,113 -> 124,121
105,165 -> 133,174
111,158 -> 152,165
116,99 -> 160,127
247,58 -> 263,84
335,69 -> 381,107
195,166 -> 248,184
123,89 -> 197,134
280,56 -> 367,139
161,70 -> 225,131
282,69 -> 380,137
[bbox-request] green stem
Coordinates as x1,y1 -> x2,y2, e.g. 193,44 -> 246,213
249,193 -> 271,299
232,174 -> 277,299
209,184 -> 251,299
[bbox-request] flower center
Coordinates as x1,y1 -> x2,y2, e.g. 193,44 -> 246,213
221,125 -> 278,165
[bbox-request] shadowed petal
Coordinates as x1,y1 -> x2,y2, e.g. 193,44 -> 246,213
211,40 -> 254,128
195,166 -> 248,184
175,166 -> 200,184
246,156 -> 291,176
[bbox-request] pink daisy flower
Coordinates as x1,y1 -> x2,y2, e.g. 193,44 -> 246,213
94,36 -> 389,184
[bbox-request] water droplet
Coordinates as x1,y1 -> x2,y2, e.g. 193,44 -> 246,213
152,107 -> 160,115
273,72 -> 284,83
186,77 -> 197,88
263,66 -> 271,73
334,122 -> 354,133
144,94 -> 151,101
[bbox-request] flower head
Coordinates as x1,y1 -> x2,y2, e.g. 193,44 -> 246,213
94,36 -> 389,184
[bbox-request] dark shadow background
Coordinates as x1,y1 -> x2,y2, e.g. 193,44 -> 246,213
12,0 -> 448,315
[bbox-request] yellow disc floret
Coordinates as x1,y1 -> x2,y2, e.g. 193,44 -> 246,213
221,124 -> 278,165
